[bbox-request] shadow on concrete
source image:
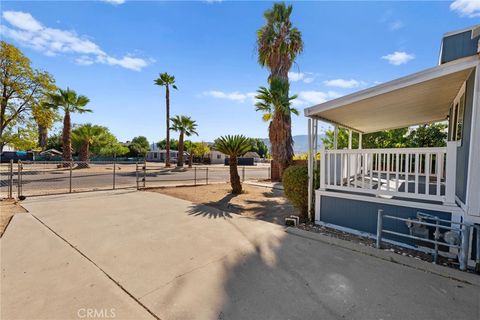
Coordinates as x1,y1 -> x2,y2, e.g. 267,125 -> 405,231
186,193 -> 241,219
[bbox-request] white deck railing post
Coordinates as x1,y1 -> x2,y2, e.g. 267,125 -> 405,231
319,145 -> 326,190
444,141 -> 457,205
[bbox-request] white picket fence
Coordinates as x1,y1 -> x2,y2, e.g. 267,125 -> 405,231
319,141 -> 457,204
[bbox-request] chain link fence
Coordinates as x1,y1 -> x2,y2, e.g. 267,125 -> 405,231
1,160 -> 271,198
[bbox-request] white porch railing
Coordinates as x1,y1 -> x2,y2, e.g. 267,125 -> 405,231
319,141 -> 457,204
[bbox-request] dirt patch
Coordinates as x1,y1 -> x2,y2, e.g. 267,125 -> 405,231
0,199 -> 27,237
149,183 -> 298,225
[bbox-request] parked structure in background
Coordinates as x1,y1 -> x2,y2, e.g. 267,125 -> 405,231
206,149 -> 227,164
305,25 -> 480,269
146,150 -> 187,163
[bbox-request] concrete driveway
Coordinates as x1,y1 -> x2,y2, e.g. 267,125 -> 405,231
1,190 -> 479,320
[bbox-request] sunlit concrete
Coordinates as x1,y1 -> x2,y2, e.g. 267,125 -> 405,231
2,190 -> 478,320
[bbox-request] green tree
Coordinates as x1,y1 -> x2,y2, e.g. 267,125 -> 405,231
406,123 -> 447,148
0,41 -> 56,151
32,100 -> 60,151
186,141 -> 209,168
72,124 -> 109,163
214,135 -> 251,194
72,124 -> 127,162
10,121 -> 38,151
157,138 -> 178,151
45,131 -> 63,151
257,3 -> 303,180
248,138 -> 269,158
171,115 -> 198,167
154,72 -> 177,168
128,136 -> 149,157
46,88 -> 91,162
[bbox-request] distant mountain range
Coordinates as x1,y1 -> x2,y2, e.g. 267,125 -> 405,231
263,134 -> 325,155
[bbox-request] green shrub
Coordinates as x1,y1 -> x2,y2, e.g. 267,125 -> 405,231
282,165 -> 308,219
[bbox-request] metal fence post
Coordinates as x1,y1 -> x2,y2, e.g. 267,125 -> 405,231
459,223 -> 471,271
242,166 -> 245,182
194,167 -> 197,186
143,160 -> 146,188
113,158 -> 116,190
17,160 -> 22,198
8,159 -> 13,198
69,161 -> 73,193
206,167 -> 209,185
136,162 -> 139,190
376,209 -> 383,249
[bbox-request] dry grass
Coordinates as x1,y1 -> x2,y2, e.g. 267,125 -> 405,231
150,183 -> 297,225
0,199 -> 27,237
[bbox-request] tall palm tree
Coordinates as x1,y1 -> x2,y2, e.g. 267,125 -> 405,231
154,72 -> 177,168
257,2 -> 303,181
46,88 -> 91,162
170,115 -> 198,167
255,78 -> 298,178
72,124 -> 108,165
214,135 -> 251,194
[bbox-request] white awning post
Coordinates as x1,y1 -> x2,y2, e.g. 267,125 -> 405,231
333,125 -> 338,150
444,140 -> 457,205
319,144 -> 326,191
359,133 -> 363,149
348,129 -> 352,149
307,118 -> 313,220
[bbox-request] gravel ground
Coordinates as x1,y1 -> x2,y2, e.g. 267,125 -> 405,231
298,223 -> 474,272
149,183 -> 298,225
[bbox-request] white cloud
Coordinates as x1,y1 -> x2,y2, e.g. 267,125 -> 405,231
288,71 -> 305,82
2,11 -> 43,31
1,10 -> 151,71
101,0 -> 126,5
323,79 -> 366,89
450,0 -> 480,18
389,20 -> 404,31
381,51 -> 415,65
203,90 -> 256,103
288,71 -> 316,83
294,90 -> 342,107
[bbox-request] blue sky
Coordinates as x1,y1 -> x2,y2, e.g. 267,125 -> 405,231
1,1 -> 479,145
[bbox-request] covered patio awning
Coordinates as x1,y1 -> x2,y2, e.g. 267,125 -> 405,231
304,56 -> 478,133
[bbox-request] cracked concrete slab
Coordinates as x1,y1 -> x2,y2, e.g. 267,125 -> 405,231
0,212 -> 155,320
4,190 -> 480,320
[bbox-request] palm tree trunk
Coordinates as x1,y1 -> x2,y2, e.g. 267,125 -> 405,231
165,85 -> 171,168
38,124 -> 48,151
229,155 -> 242,194
177,131 -> 184,167
188,152 -> 193,168
62,110 -> 72,163
80,141 -> 89,162
269,110 -> 294,181
77,140 -> 90,168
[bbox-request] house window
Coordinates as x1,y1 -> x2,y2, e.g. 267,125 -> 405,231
217,154 -> 221,159
153,152 -> 158,159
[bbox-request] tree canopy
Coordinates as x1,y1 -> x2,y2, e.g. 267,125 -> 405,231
1,41 -> 56,151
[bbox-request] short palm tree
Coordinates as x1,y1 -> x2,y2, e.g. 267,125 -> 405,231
214,135 -> 251,194
170,115 -> 198,167
72,124 -> 108,165
257,2 -> 303,181
46,88 -> 91,162
154,73 -> 177,168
